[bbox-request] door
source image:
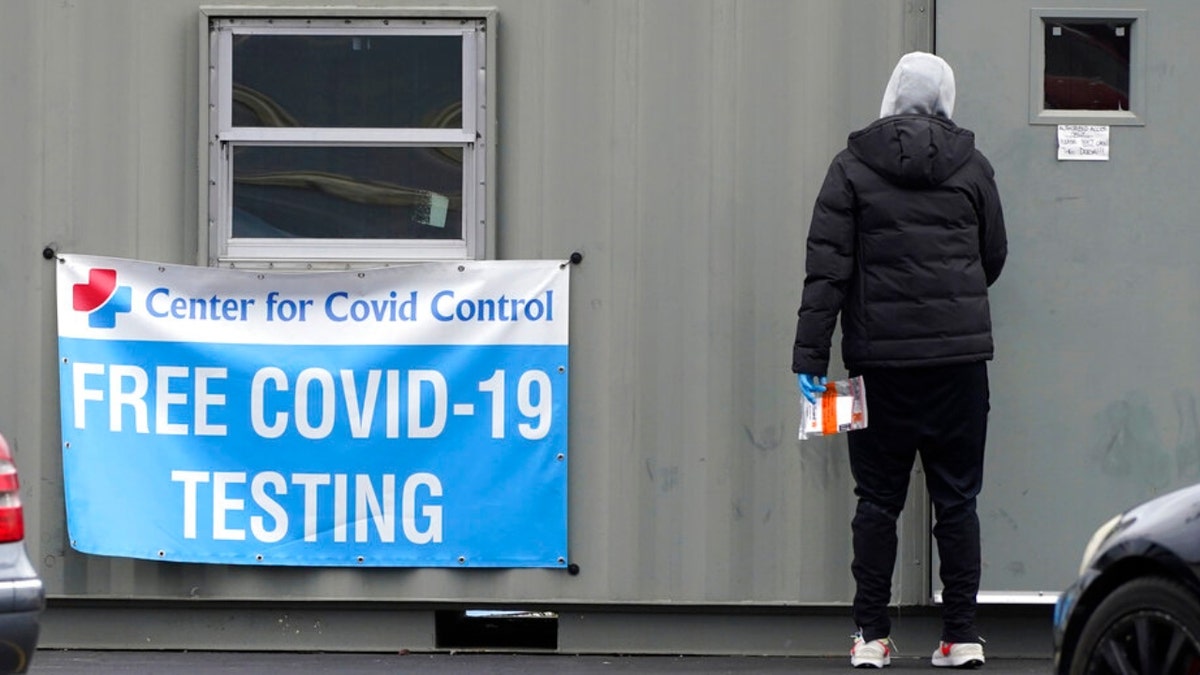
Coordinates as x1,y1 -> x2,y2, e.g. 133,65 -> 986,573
938,0 -> 1200,597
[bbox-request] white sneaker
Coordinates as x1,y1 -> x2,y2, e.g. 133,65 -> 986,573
850,633 -> 893,668
931,641 -> 985,668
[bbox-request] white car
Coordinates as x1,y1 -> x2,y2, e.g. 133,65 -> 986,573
0,433 -> 44,674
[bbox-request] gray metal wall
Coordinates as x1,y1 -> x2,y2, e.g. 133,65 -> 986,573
1,0 -> 933,631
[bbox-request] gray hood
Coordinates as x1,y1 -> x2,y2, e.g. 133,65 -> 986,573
879,51 -> 956,119
848,51 -> 973,188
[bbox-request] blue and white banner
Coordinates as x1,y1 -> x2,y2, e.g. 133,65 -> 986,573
56,255 -> 569,567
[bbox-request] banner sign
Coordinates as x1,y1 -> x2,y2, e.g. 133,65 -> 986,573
56,255 -> 569,567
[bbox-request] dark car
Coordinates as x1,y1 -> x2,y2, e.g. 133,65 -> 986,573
1053,482 -> 1200,674
0,433 -> 43,674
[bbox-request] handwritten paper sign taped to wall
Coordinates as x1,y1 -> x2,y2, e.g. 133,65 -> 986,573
1057,125 -> 1109,161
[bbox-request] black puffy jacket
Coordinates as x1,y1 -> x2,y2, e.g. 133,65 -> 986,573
792,114 -> 1007,375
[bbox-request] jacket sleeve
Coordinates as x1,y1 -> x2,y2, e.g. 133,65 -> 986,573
974,152 -> 1007,286
792,156 -> 856,375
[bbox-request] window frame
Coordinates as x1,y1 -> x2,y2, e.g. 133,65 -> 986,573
1028,8 -> 1146,126
199,7 -> 496,268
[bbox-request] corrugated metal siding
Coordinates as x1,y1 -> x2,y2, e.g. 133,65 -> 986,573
0,0 -> 926,606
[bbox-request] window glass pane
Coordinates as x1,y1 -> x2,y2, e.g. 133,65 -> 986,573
1044,20 -> 1131,111
232,146 -> 463,240
232,35 -> 463,128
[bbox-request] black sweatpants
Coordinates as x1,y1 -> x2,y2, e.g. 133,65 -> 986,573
847,362 -> 988,644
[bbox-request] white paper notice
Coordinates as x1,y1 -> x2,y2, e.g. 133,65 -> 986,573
1057,125 -> 1110,161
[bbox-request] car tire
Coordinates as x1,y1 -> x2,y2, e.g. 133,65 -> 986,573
1069,576 -> 1200,675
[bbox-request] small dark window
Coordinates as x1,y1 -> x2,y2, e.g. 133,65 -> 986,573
232,146 -> 462,240
208,15 -> 491,264
1044,20 -> 1132,111
232,35 -> 463,129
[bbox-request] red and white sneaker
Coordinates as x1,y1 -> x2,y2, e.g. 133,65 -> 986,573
931,640 -> 985,668
850,632 -> 893,668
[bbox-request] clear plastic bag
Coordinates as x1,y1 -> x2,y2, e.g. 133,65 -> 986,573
798,375 -> 868,440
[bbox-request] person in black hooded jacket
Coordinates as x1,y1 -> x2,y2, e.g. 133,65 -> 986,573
792,52 -> 1007,669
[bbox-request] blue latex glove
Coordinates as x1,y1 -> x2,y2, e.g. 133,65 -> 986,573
797,374 -> 827,404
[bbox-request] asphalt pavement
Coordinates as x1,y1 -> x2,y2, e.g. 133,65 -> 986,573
29,650 -> 1053,674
